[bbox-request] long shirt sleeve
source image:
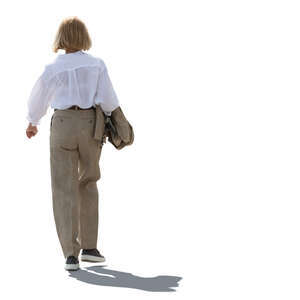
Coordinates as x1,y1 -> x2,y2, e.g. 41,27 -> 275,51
26,71 -> 57,126
94,65 -> 120,116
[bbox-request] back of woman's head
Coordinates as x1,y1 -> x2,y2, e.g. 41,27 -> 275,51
53,16 -> 92,53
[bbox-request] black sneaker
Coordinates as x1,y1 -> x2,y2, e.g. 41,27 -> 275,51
81,248 -> 105,262
65,255 -> 79,271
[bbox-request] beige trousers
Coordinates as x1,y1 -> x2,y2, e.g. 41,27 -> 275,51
49,107 -> 105,259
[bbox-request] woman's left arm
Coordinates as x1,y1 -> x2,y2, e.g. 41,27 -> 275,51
26,71 -> 56,138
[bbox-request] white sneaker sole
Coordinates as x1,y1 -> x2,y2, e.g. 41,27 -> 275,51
65,263 -> 79,271
81,254 -> 106,262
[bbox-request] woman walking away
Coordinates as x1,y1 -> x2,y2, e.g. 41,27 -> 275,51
25,16 -> 133,271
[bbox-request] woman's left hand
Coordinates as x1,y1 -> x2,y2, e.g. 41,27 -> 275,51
26,123 -> 38,139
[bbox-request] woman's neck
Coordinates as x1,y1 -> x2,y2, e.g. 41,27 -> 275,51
65,49 -> 78,54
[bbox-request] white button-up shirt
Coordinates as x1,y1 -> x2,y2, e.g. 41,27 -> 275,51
26,50 -> 120,125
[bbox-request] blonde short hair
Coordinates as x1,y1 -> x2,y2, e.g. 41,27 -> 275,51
53,16 -> 92,53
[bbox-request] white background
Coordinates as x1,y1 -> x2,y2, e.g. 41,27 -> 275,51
0,0 -> 299,299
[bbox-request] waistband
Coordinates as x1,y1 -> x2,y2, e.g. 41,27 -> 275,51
53,108 -> 96,117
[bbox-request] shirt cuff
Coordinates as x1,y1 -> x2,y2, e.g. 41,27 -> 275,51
26,117 -> 39,126
103,111 -> 111,116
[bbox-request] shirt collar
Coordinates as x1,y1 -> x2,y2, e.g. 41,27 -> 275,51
57,50 -> 84,59
57,50 -> 85,60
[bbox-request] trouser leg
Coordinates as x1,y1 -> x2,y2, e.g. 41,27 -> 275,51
50,145 -> 81,259
77,130 -> 103,249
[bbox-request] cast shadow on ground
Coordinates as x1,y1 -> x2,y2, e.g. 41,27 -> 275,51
68,265 -> 182,292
